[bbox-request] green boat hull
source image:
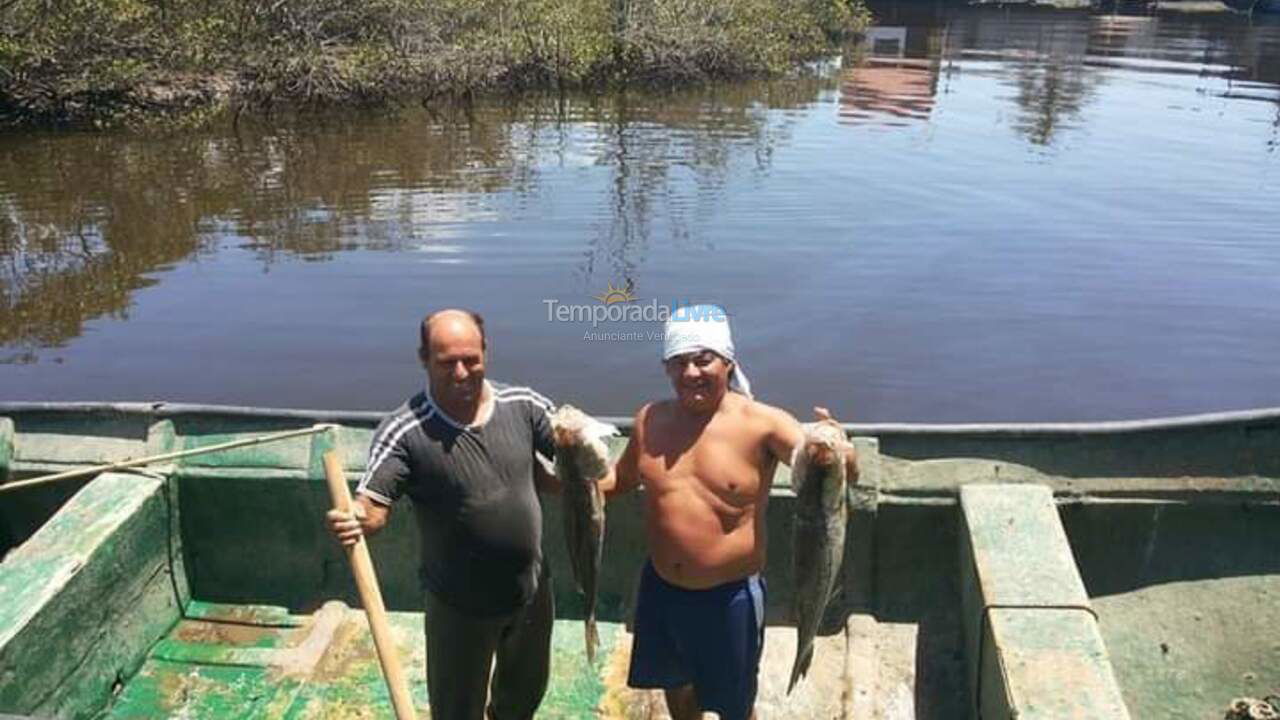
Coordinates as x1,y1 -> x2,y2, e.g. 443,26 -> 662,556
1,402 -> 1277,718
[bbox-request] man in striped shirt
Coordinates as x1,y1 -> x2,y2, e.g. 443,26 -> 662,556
326,309 -> 558,720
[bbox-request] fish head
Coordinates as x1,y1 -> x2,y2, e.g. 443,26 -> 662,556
801,423 -> 846,469
551,405 -> 617,479
798,422 -> 849,508
552,405 -> 591,449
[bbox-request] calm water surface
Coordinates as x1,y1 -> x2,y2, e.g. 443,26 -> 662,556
2,2 -> 1278,421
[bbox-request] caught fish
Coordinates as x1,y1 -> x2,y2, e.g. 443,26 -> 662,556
551,404 -> 616,663
788,422 -> 852,694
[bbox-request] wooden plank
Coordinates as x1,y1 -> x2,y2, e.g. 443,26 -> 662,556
959,484 -> 1130,720
0,473 -> 182,717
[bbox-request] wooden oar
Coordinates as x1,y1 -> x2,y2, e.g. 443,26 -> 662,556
322,450 -> 417,720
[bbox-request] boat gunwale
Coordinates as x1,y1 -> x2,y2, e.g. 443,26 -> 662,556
1,401 -> 1279,436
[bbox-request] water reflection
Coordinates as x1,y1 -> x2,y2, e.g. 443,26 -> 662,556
0,81 -> 830,353
840,27 -> 945,126
840,12 -> 1112,144
843,4 -> 1280,147
1003,22 -> 1104,148
580,79 -> 825,285
0,112 -> 541,350
0,137 -> 214,352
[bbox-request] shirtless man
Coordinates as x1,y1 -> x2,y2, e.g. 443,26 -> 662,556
599,305 -> 855,720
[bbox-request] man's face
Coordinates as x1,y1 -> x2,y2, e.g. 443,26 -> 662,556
422,317 -> 486,408
665,349 -> 732,414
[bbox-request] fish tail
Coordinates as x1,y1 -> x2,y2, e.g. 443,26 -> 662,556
787,644 -> 814,695
585,615 -> 600,664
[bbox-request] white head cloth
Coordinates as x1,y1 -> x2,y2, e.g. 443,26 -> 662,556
662,304 -> 753,398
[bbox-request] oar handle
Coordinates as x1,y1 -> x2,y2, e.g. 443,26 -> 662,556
323,450 -> 417,720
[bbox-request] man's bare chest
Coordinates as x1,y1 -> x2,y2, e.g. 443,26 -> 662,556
637,437 -> 769,504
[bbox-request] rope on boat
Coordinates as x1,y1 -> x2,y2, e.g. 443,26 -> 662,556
0,424 -> 339,493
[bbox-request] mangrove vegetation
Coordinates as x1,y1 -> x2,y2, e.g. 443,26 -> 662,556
0,0 -> 869,126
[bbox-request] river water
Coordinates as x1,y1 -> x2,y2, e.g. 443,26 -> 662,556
1,2 -> 1278,422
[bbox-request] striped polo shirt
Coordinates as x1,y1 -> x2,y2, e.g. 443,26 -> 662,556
356,381 -> 555,616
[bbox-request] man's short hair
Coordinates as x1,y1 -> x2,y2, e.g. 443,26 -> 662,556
420,310 -> 487,351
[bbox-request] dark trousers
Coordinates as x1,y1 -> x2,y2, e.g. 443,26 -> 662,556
422,574 -> 554,720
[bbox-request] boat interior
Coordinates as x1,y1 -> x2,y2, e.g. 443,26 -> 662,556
1,403 -> 1277,719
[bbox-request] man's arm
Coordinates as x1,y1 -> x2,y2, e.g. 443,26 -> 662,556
765,405 -> 806,468
534,453 -> 562,494
598,404 -> 646,500
528,391 -> 561,494
599,435 -> 640,500
327,411 -> 410,546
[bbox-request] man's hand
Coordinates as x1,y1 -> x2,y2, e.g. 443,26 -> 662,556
326,502 -> 368,547
813,406 -> 840,427
814,406 -> 859,482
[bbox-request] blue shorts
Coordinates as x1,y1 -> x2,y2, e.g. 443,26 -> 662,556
627,560 -> 767,720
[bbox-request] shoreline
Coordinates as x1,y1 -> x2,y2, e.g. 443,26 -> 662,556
0,0 -> 870,130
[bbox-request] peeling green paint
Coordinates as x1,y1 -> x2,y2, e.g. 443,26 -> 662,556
179,429 -> 313,470
145,419 -> 177,456
4,406 -> 1280,719
183,601 -> 304,627
0,417 -> 13,485
306,426 -> 338,481
10,411 -> 150,466
543,620 -> 617,714
105,659 -> 304,718
960,484 -> 1130,720
152,639 -> 279,666
0,473 -> 184,718
99,605 -> 618,719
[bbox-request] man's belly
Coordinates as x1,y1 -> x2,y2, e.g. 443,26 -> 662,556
644,493 -> 764,590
